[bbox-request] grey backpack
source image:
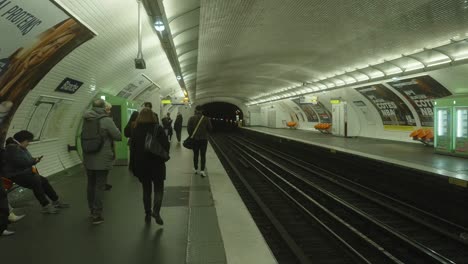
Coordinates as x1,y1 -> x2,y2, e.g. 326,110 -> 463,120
81,116 -> 106,153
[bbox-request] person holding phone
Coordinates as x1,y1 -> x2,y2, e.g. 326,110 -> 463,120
2,130 -> 69,214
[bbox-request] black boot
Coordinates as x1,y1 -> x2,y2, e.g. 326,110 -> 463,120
151,211 -> 163,225
145,213 -> 151,223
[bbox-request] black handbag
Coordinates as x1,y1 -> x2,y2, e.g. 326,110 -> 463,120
183,116 -> 204,149
145,125 -> 170,162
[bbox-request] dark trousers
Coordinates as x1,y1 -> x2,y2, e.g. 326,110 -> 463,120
0,206 -> 7,233
0,187 -> 8,233
193,139 -> 208,171
87,170 -> 109,216
12,174 -> 58,206
140,175 -> 164,216
175,128 -> 182,142
164,128 -> 173,141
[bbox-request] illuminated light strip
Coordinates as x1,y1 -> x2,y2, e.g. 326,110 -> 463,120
246,37 -> 468,106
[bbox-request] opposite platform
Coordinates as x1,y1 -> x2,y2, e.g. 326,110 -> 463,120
244,127 -> 468,182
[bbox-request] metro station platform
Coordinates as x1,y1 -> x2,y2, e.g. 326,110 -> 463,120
0,132 -> 276,264
244,127 -> 468,182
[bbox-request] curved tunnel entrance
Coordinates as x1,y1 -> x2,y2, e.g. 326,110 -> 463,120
201,102 -> 243,132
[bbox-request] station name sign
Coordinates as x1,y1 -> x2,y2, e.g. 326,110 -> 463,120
55,78 -> 83,94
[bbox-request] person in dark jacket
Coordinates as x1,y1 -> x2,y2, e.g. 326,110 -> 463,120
82,99 -> 122,225
2,130 -> 69,214
161,113 -> 173,141
124,111 -> 139,172
130,108 -> 169,225
187,105 -> 212,177
143,102 -> 160,123
174,112 -> 183,143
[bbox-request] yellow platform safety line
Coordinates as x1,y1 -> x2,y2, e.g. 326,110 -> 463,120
383,125 -> 416,131
449,178 -> 468,188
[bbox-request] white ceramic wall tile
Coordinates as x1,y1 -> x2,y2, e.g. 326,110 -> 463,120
7,0 -> 181,177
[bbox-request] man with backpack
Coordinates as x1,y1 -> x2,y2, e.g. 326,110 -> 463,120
81,99 -> 121,225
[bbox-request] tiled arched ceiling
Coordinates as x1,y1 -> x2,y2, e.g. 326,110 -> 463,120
58,0 -> 180,97
197,0 -> 468,102
164,0 -> 200,100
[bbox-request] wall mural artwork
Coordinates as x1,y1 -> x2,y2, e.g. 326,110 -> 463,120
356,84 -> 416,128
0,0 -> 95,145
388,75 -> 452,127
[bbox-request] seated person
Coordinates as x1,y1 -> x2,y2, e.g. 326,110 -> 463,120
2,130 -> 69,214
0,177 -> 12,236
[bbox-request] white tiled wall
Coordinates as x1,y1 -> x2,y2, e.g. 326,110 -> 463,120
6,0 -> 180,177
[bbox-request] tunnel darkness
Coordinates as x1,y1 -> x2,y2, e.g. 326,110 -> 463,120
201,102 -> 243,132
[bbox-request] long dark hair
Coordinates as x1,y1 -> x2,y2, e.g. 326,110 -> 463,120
129,111 -> 139,122
136,108 -> 157,125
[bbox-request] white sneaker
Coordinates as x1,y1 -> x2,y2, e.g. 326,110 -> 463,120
200,171 -> 206,177
1,230 -> 15,236
193,168 -> 198,174
8,212 -> 25,222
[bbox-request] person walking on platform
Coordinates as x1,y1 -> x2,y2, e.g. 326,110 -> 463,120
2,131 -> 69,214
161,113 -> 173,141
81,99 -> 121,225
143,102 -> 159,123
124,111 -> 139,172
174,112 -> 183,143
130,108 -> 169,225
187,105 -> 212,177
104,102 -> 114,191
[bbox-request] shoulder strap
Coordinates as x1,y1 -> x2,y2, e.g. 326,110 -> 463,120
191,116 -> 204,138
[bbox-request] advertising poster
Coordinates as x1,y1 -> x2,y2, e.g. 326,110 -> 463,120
0,0 -> 95,145
311,102 -> 332,123
292,98 -> 319,122
292,99 -> 332,123
388,75 -> 452,127
117,74 -> 153,99
356,84 -> 416,127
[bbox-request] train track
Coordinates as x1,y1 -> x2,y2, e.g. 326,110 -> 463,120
210,133 -> 468,264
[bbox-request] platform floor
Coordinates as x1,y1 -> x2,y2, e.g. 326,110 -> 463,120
245,127 -> 468,181
0,131 -> 276,264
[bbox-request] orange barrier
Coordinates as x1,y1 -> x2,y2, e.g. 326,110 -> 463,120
410,128 -> 433,146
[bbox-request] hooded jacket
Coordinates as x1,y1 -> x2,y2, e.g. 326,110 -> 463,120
2,140 -> 37,179
82,107 -> 122,170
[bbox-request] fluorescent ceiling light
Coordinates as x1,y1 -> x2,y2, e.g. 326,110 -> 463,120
427,60 -> 450,67
154,20 -> 165,32
405,64 -> 425,71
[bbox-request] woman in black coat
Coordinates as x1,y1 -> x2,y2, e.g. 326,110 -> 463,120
130,108 -> 169,225
124,111 -> 139,172
174,112 -> 183,142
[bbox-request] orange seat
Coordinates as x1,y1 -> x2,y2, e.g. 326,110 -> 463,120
287,121 -> 297,127
410,129 -> 422,138
422,129 -> 434,140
